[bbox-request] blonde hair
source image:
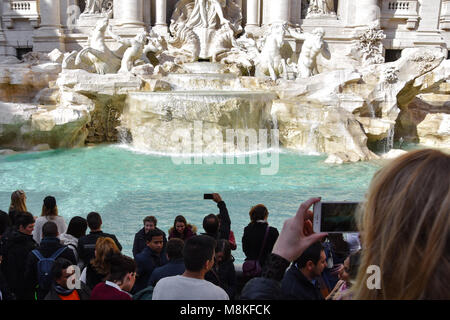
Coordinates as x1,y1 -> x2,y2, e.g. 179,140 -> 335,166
90,237 -> 120,275
9,190 -> 27,213
352,149 -> 450,300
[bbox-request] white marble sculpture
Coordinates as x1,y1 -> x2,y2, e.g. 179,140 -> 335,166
255,24 -> 289,81
350,25 -> 386,66
82,0 -> 113,15
289,27 -> 331,78
306,0 -> 336,17
67,18 -> 122,74
170,0 -> 243,60
108,29 -> 148,73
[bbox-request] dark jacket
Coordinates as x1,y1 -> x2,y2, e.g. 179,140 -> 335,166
0,267 -> 14,300
242,222 -> 279,267
133,246 -> 168,293
85,263 -> 107,290
77,231 -> 122,266
240,277 -> 283,300
168,224 -> 196,241
0,229 -> 37,299
148,258 -> 185,287
202,201 -> 231,240
205,259 -> 236,300
44,282 -> 91,300
281,265 -> 324,300
24,237 -> 77,300
132,227 -> 167,258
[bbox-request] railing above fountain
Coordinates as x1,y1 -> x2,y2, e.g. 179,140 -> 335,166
381,0 -> 419,29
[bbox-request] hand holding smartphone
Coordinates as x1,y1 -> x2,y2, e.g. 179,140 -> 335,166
313,201 -> 359,233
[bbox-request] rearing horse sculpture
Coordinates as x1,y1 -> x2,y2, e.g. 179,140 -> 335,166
255,23 -> 288,81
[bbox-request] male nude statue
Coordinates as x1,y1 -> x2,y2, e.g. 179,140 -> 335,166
289,28 -> 331,78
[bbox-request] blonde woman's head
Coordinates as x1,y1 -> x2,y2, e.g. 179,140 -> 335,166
353,149 -> 450,300
9,190 -> 27,213
91,237 -> 120,275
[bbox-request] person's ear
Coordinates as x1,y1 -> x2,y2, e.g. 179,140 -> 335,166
306,260 -> 314,271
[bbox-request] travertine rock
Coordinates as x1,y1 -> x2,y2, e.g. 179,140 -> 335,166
417,113 -> 450,148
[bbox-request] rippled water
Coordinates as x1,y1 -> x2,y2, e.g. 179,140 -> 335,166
0,144 -> 384,262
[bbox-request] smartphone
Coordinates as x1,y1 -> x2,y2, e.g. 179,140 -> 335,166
204,194 -> 214,200
313,201 -> 359,233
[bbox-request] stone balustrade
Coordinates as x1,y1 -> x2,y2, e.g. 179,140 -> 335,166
381,0 -> 419,29
2,0 -> 39,28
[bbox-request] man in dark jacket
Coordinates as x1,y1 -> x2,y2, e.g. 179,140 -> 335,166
24,221 -> 77,300
133,229 -> 167,293
45,258 -> 91,300
0,212 -> 37,300
132,216 -> 167,258
77,212 -> 122,266
281,242 -> 327,300
202,193 -> 231,240
147,238 -> 185,287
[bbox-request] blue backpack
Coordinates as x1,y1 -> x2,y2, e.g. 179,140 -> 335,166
32,246 -> 67,292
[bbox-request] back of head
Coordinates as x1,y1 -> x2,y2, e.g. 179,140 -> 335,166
106,253 -> 136,283
144,228 -> 164,243
87,212 -> 102,230
249,204 -> 268,223
15,211 -> 35,229
295,241 -> 324,268
91,237 -> 120,274
353,149 -> 450,300
183,235 -> 216,272
166,238 -> 184,260
9,190 -> 27,213
51,257 -> 73,281
42,221 -> 58,238
202,214 -> 219,235
42,196 -> 58,217
66,216 -> 88,239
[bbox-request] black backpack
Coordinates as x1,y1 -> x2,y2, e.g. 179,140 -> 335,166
31,247 -> 67,292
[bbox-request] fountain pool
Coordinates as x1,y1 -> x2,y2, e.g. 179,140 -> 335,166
0,144 -> 384,262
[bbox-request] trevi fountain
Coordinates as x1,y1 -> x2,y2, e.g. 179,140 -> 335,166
0,0 -> 449,259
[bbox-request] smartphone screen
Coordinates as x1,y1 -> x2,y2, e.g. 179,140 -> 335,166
320,202 -> 359,232
204,194 -> 214,200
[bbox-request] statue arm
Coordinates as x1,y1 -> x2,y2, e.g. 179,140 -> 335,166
107,25 -> 132,46
289,29 -> 307,41
321,41 -> 331,60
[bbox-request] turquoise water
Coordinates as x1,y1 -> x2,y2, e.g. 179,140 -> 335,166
0,145 -> 384,263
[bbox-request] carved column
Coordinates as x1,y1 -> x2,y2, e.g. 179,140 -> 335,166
115,0 -> 144,28
245,0 -> 260,33
269,0 -> 290,24
33,0 -> 65,52
0,2 -> 6,56
153,0 -> 169,35
353,0 -> 380,28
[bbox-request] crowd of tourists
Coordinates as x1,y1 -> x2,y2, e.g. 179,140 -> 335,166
0,148 -> 448,300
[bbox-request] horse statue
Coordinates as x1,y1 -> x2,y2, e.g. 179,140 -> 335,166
255,23 -> 289,81
73,17 -> 122,74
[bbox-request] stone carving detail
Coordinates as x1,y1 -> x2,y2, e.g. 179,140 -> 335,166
63,18 -> 163,74
383,66 -> 399,83
82,0 -> 113,15
170,0 -> 243,60
306,0 -> 336,18
289,27 -> 331,78
255,24 -> 289,81
351,25 -> 386,66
